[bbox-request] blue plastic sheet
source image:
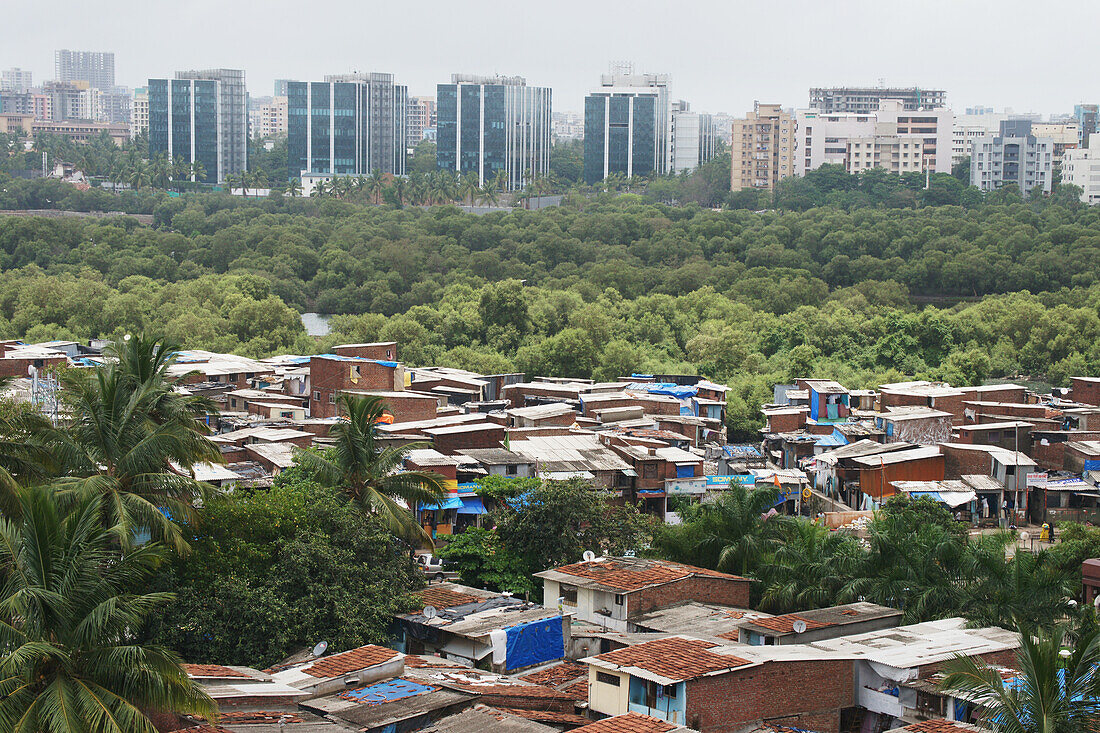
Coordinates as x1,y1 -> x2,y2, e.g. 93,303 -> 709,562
457,496 -> 487,514
340,678 -> 435,705
419,495 -> 463,511
505,616 -> 564,671
627,382 -> 698,400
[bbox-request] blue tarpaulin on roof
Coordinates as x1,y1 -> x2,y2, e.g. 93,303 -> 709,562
505,616 -> 564,671
815,433 -> 847,448
419,495 -> 463,511
627,382 -> 698,400
457,496 -> 487,514
339,678 -> 434,705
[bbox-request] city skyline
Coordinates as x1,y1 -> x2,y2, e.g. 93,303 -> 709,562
4,0 -> 1099,117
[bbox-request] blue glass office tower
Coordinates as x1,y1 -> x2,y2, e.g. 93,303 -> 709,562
583,71 -> 671,185
148,69 -> 248,184
436,75 -> 551,191
286,72 -> 406,181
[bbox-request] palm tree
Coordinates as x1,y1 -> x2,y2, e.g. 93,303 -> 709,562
43,336 -> 221,552
295,394 -> 445,545
758,520 -> 864,613
285,178 -> 302,198
127,161 -> 149,191
189,159 -> 206,184
479,184 -> 499,208
0,379 -> 53,517
459,172 -> 479,206
392,178 -> 408,207
368,169 -> 386,204
0,485 -> 218,733
939,620 -> 1100,732
655,483 -> 789,576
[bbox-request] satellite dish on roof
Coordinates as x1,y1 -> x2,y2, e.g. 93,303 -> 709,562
423,605 -> 438,620
792,620 -> 808,634
311,641 -> 328,657
582,550 -> 596,562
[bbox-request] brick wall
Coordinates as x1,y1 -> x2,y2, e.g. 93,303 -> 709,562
626,576 -> 751,618
310,357 -> 401,418
765,411 -> 808,433
430,426 -> 506,454
1031,441 -> 1065,471
962,401 -> 1052,421
1071,378 -> 1100,407
940,445 -> 994,478
960,386 -> 1027,404
686,658 -> 853,733
931,393 -> 966,423
881,391 -> 929,409
333,342 -> 398,361
0,355 -> 67,377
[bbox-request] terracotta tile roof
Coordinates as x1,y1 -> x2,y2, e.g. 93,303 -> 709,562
551,558 -> 744,592
562,678 -> 588,700
520,661 -> 587,687
903,721 -> 983,733
416,585 -> 485,610
744,612 -> 835,634
494,707 -> 593,725
217,712 -> 304,724
572,712 -> 678,733
300,645 -> 399,678
593,636 -> 750,681
169,727 -> 234,733
183,664 -> 249,678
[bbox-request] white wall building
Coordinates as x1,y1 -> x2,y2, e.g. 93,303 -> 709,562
1061,134 -> 1100,204
795,100 -> 952,176
130,87 -> 148,139
971,120 -> 1053,196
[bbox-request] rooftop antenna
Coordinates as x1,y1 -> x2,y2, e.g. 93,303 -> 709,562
877,77 -> 886,89
582,550 -> 596,562
311,641 -> 328,658
792,619 -> 808,634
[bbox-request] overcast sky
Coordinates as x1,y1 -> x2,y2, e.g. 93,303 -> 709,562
7,0 -> 1097,116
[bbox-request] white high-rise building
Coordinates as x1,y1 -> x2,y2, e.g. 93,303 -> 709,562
1,68 -> 33,93
130,87 -> 148,139
795,100 -> 953,176
1060,134 -> 1100,205
671,101 -> 717,173
55,50 -> 115,90
971,120 -> 1053,196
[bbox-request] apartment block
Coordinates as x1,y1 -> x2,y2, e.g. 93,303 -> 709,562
130,87 -> 148,139
730,102 -> 795,191
55,50 -> 115,90
671,101 -> 717,174
0,68 -> 32,93
809,86 -> 945,114
251,96 -> 287,139
1061,134 -> 1100,205
406,96 -> 435,145
971,119 -> 1054,196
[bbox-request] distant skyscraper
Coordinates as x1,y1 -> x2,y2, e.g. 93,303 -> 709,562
54,50 -> 115,90
671,101 -> 717,174
131,87 -> 149,140
809,86 -> 945,114
407,96 -> 435,145
583,68 -> 672,184
730,102 -> 795,192
436,74 -> 551,190
1,68 -> 33,93
148,69 -> 248,184
286,72 -> 407,181
1074,104 -> 1098,144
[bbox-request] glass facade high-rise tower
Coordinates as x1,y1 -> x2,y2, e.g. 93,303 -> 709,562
436,74 -> 551,191
286,72 -> 407,180
148,69 -> 248,184
582,68 -> 671,185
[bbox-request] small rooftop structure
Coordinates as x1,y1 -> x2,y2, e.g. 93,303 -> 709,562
535,557 -> 744,594
735,602 -> 902,644
584,635 -> 751,684
571,711 -> 699,733
269,644 -> 404,699
629,601 -> 773,637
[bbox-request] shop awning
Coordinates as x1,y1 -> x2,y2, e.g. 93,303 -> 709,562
909,490 -> 976,508
419,495 -> 463,511
457,496 -> 487,514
